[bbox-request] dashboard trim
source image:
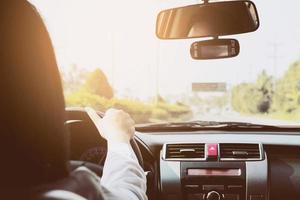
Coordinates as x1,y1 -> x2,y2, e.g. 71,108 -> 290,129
245,152 -> 268,200
162,142 -> 207,161
159,151 -> 183,200
161,142 -> 264,161
219,143 -> 264,161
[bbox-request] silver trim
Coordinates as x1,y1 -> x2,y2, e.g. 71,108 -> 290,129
159,151 -> 183,199
162,142 -> 207,161
134,133 -> 156,158
219,143 -> 264,161
246,152 -> 268,200
207,191 -> 221,200
65,119 -> 83,125
187,168 -> 242,176
162,142 -> 264,161
180,149 -> 195,153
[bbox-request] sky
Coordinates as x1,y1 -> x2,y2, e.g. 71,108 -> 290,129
29,0 -> 300,100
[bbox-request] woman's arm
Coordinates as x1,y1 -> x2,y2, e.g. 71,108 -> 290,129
100,141 -> 147,200
85,108 -> 147,200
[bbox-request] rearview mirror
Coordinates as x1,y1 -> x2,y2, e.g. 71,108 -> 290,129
190,39 -> 240,60
156,1 -> 259,39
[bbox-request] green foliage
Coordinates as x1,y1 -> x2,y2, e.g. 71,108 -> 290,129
63,68 -> 192,123
61,64 -> 89,93
232,83 -> 260,113
65,91 -> 192,123
84,69 -> 114,99
151,108 -> 170,120
232,61 -> 300,120
271,61 -> 300,114
156,102 -> 190,117
232,70 -> 274,114
65,90 -> 110,111
108,98 -> 152,123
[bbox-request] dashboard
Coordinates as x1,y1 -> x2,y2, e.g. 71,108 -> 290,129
136,132 -> 300,200
66,109 -> 300,200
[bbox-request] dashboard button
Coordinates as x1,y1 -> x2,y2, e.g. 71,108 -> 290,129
187,193 -> 205,200
227,185 -> 243,190
207,144 -> 218,158
185,185 -> 200,192
203,185 -> 224,191
250,195 -> 264,200
185,185 -> 200,189
223,194 -> 239,200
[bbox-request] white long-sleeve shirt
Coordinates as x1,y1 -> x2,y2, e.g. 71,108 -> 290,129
40,142 -> 147,200
100,141 -> 148,200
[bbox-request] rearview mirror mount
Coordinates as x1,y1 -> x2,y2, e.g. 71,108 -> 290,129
190,39 -> 240,60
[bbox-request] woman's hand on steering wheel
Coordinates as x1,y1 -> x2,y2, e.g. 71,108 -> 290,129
85,107 -> 135,144
84,107 -> 144,169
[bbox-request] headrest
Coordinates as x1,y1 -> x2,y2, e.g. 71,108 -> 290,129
0,0 -> 69,187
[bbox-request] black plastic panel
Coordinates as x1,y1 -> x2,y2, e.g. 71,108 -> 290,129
268,147 -> 300,200
181,162 -> 246,200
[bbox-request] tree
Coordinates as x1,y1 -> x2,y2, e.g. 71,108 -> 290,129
84,68 -> 114,99
272,60 -> 300,113
231,70 -> 274,114
255,70 -> 274,113
61,64 -> 88,93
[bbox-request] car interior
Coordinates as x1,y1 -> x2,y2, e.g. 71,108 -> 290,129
2,0 -> 300,200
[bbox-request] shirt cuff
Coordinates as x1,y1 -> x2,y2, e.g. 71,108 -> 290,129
107,141 -> 137,158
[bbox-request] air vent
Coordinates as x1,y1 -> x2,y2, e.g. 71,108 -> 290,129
164,143 -> 205,160
220,143 -> 262,161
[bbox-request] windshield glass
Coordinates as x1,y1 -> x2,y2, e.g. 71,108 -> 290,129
30,0 -> 300,126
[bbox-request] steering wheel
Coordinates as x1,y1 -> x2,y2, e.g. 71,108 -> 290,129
68,109 -> 144,176
130,138 -> 144,169
70,138 -> 144,177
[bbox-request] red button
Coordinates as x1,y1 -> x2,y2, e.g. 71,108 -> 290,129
207,144 -> 218,158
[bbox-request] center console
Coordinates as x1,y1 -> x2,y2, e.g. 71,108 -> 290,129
159,143 -> 268,200
182,162 -> 245,200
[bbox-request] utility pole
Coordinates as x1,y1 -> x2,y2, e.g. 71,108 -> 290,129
111,32 -> 115,89
155,40 -> 160,105
268,42 -> 283,77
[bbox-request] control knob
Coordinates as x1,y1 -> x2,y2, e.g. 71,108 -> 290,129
206,191 -> 221,200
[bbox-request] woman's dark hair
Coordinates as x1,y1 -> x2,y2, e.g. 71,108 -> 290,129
0,0 -> 69,187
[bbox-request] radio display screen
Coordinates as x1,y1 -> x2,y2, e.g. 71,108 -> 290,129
187,168 -> 241,176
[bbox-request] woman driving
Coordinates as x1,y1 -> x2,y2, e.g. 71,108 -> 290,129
0,0 -> 147,199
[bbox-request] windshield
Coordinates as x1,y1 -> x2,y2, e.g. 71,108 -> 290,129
30,0 -> 300,126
